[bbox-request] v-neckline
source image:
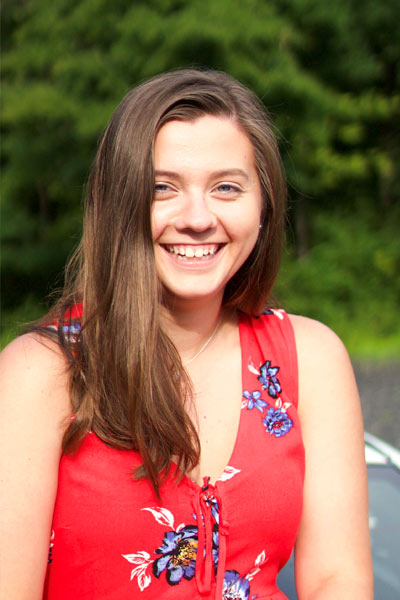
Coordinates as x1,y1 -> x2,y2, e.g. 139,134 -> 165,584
178,313 -> 247,491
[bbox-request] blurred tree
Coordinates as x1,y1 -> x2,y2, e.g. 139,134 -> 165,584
273,0 -> 400,251
1,0 -> 399,349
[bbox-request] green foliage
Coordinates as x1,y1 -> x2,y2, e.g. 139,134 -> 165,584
0,295 -> 45,349
276,208 -> 400,358
2,0 -> 399,356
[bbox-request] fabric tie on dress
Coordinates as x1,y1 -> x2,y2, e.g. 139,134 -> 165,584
193,477 -> 229,598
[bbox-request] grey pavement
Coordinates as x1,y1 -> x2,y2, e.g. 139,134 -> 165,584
353,361 -> 400,449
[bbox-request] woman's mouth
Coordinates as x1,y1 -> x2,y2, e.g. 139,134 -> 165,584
162,244 -> 222,260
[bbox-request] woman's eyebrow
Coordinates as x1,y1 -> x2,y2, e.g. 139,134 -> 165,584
154,169 -> 250,181
212,169 -> 250,181
154,170 -> 181,179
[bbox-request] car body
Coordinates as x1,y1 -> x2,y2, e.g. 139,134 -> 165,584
277,432 -> 400,599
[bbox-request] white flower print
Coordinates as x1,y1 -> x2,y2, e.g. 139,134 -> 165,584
141,506 -> 175,529
122,551 -> 153,591
245,549 -> 268,581
218,465 -> 241,482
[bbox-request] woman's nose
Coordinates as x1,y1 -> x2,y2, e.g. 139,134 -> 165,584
174,192 -> 217,232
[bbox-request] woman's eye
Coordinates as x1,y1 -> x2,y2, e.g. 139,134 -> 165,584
154,183 -> 170,193
215,183 -> 241,194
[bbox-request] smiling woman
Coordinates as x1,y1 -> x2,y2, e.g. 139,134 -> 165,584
152,116 -> 262,307
0,70 -> 372,600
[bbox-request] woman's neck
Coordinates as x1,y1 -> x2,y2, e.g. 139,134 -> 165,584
159,296 -> 226,365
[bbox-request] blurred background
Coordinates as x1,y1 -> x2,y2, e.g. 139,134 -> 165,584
1,0 -> 399,445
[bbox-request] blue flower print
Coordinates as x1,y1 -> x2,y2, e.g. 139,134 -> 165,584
243,390 -> 267,412
62,322 -> 81,343
262,308 -> 284,320
223,569 -> 250,599
153,525 -> 198,585
212,525 -> 219,573
257,360 -> 281,398
263,407 -> 293,438
205,494 -> 220,525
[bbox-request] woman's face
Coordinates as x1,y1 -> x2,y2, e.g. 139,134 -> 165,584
151,115 -> 263,308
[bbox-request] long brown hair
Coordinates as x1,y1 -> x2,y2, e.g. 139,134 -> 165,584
35,69 -> 287,497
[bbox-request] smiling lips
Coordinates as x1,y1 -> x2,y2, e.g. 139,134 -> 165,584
163,244 -> 221,259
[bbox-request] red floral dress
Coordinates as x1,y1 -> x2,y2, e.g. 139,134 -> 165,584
44,310 -> 304,599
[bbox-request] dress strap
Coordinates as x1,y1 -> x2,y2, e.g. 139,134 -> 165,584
239,309 -> 299,409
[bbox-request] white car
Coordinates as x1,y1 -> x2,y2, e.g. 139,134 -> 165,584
277,432 -> 400,599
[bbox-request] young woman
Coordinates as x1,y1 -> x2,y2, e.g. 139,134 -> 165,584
0,69 -> 372,599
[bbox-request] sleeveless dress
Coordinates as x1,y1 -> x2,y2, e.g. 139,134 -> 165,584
44,310 -> 305,599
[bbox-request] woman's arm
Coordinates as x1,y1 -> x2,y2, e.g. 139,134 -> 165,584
0,334 -> 71,600
290,315 -> 373,600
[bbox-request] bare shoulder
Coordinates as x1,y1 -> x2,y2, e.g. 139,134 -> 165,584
287,313 -> 361,435
0,332 -> 72,437
0,331 -> 72,464
288,313 -> 348,359
288,314 -> 354,396
1,329 -> 66,367
287,312 -> 361,425
1,331 -> 69,377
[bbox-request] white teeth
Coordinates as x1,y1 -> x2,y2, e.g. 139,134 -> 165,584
165,244 -> 219,258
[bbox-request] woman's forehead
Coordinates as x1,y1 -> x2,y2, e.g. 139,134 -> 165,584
153,116 -> 256,176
